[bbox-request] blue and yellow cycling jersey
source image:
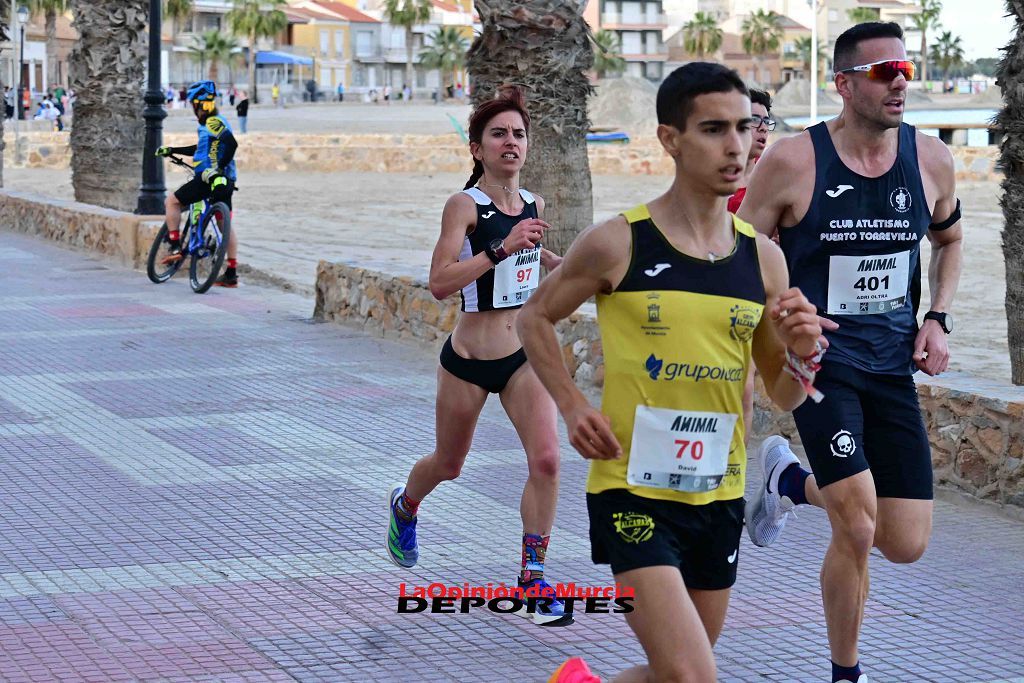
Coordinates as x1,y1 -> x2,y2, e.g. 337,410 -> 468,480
194,115 -> 237,181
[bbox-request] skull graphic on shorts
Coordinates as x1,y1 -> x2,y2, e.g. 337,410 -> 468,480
830,430 -> 856,458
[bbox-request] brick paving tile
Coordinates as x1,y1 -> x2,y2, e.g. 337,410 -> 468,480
0,233 -> 1022,682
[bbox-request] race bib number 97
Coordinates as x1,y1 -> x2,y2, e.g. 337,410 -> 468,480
826,251 -> 910,315
627,406 -> 737,493
492,246 -> 540,308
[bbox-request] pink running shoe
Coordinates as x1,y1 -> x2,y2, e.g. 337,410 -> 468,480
548,657 -> 601,683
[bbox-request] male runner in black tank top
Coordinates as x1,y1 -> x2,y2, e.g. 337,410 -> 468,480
738,22 -> 963,683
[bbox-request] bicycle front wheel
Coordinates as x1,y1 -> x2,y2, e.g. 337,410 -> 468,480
189,203 -> 232,294
146,222 -> 187,283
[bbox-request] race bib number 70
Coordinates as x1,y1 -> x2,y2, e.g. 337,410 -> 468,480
627,406 -> 737,493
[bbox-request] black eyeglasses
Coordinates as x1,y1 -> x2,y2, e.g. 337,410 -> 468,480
751,114 -> 776,131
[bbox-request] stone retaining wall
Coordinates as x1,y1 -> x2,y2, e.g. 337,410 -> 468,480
314,260 -> 1024,510
3,132 -> 1001,181
0,190 -> 161,268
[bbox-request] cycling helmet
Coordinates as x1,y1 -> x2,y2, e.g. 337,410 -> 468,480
186,80 -> 217,111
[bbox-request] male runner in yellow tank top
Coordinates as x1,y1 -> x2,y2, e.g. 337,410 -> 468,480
519,62 -> 823,683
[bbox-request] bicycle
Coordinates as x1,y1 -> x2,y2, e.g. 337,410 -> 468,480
146,154 -> 233,294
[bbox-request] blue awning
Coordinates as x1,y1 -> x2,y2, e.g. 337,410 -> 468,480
255,50 -> 313,66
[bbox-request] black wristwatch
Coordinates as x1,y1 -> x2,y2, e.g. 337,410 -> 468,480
924,310 -> 952,334
486,238 -> 509,265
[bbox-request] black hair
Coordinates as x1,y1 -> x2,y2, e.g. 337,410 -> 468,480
749,88 -> 772,112
833,22 -> 904,72
656,62 -> 748,131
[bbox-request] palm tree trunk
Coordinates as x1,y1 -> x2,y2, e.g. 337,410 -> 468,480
997,0 -> 1024,384
249,29 -> 258,103
920,31 -> 928,86
45,10 -> 58,90
405,26 -> 415,95
0,99 -> 5,188
68,0 -> 147,211
467,0 -> 595,257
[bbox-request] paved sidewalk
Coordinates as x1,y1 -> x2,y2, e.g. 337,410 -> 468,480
0,232 -> 1022,683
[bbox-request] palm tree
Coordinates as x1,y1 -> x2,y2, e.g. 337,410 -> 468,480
466,0 -> 594,256
67,0 -> 147,211
419,26 -> 468,92
164,0 -> 193,35
741,9 -> 783,87
226,0 -> 287,104
911,0 -> 942,88
846,7 -> 880,23
681,11 -> 722,59
26,0 -> 68,91
592,29 -> 626,78
383,0 -> 432,97
930,31 -> 964,83
793,35 -> 826,79
189,29 -> 241,81
996,0 -> 1023,383
0,3 -> 8,188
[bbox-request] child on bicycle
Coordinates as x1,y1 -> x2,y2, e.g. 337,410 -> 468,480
156,80 -> 240,288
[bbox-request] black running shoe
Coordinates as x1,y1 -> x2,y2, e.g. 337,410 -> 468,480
160,241 -> 183,265
215,268 -> 238,288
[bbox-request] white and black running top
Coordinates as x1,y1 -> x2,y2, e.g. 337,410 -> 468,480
459,186 -> 542,312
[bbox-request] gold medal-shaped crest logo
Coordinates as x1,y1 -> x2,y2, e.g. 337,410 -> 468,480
729,304 -> 759,342
612,512 -> 655,544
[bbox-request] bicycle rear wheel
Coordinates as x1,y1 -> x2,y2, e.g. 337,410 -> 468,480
189,202 -> 232,294
146,221 -> 189,283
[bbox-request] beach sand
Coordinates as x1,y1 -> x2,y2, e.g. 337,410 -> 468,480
3,167 -> 1010,383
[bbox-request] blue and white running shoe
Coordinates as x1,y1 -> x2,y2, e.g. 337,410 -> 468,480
517,578 -> 574,627
745,435 -> 800,548
386,484 -> 418,568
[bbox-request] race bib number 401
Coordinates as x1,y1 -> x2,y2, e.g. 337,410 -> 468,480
493,247 -> 540,308
627,406 -> 738,493
826,251 -> 910,315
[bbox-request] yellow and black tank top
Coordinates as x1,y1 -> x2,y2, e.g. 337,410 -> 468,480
587,205 -> 766,505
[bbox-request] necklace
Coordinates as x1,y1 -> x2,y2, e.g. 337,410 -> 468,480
477,181 -> 518,195
678,202 -> 729,263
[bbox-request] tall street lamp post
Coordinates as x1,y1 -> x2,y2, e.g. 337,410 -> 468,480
16,4 -> 28,121
136,0 -> 166,215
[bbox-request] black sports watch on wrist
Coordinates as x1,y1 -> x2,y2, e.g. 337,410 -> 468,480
487,238 -> 509,265
923,310 -> 952,334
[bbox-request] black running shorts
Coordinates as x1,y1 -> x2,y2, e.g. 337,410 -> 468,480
587,489 -> 744,590
792,360 -> 933,500
439,335 -> 527,394
174,176 -> 234,210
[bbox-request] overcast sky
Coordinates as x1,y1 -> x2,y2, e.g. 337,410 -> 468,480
939,0 -> 1012,61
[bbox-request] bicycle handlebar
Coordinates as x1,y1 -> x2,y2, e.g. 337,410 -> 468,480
165,154 -> 238,191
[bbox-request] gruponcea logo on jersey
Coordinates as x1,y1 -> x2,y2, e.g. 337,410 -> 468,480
612,512 -> 655,544
644,354 -> 743,382
729,304 -> 758,342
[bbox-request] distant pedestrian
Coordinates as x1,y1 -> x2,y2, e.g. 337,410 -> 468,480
235,91 -> 249,134
272,82 -> 281,107
229,87 -> 236,106
4,86 -> 14,119
336,82 -> 344,102
383,84 -> 391,104
403,83 -> 411,101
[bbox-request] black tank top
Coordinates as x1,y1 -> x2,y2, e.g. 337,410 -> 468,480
780,122 -> 931,375
458,187 -> 541,312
